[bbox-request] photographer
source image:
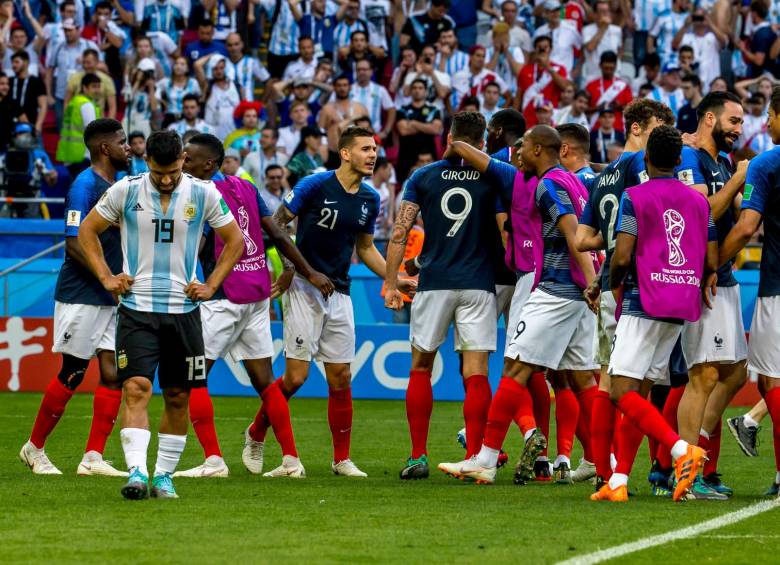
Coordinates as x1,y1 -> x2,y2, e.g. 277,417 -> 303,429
1,124 -> 57,218
122,58 -> 159,137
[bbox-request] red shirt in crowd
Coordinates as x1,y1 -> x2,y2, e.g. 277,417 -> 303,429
517,62 -> 568,127
584,76 -> 633,130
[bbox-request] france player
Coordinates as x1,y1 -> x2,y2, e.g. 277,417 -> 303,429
78,130 -> 244,499
386,112 -> 513,480
170,134 -> 333,478
674,91 -> 749,496
254,127 -> 415,479
557,124 -> 596,192
718,85 -> 780,498
20,119 -> 130,477
575,99 -> 673,488
438,126 -> 598,485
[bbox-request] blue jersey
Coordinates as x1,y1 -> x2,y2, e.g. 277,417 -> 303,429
298,13 -> 339,56
489,148 -> 520,285
581,151 -> 647,288
616,188 -> 716,322
284,171 -> 379,294
675,146 -> 736,287
491,146 -> 514,164
536,167 -> 582,300
55,169 -> 123,306
575,165 -> 597,193
403,158 -> 502,293
743,147 -> 780,297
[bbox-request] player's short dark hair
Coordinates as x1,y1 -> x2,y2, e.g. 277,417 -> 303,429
198,18 -> 214,28
533,35 -> 552,49
10,26 -> 27,36
128,130 -> 145,143
265,163 -> 284,176
643,52 -> 661,68
146,130 -> 183,165
646,124 -> 682,170
599,50 -> 618,65
81,72 -> 101,88
696,90 -> 743,120
431,0 -> 450,7
556,123 -> 590,154
574,89 -> 591,100
182,93 -> 201,106
459,95 -> 480,110
10,49 -> 29,62
338,126 -> 375,151
94,0 -> 112,11
682,73 -> 701,89
187,133 -> 224,167
299,35 -> 313,44
679,45 -> 694,56
262,126 -> 279,139
410,78 -> 427,90
483,81 -> 501,91
350,30 -> 367,42
489,108 -> 526,137
623,98 -> 675,133
751,0 -> 768,18
82,48 -> 99,59
769,86 -> 780,115
451,111 -> 486,144
84,118 -> 123,147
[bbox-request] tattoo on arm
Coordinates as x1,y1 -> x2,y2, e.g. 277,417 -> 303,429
273,205 -> 297,271
390,201 -> 420,246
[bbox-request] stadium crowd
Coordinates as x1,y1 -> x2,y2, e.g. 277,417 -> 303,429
9,0 -> 780,505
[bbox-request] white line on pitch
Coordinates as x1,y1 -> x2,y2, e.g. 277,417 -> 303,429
557,499 -> 780,565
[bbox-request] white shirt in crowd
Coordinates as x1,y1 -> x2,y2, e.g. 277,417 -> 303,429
581,23 -> 623,84
205,82 -> 241,140
533,21 -> 582,74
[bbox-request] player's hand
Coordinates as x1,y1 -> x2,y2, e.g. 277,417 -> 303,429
384,288 -> 404,310
584,280 -> 601,314
681,132 -> 699,148
734,159 -> 749,185
102,273 -> 133,298
397,278 -> 417,297
185,280 -> 217,301
702,272 -> 718,309
271,269 -> 294,299
404,257 -> 420,276
308,270 -> 335,298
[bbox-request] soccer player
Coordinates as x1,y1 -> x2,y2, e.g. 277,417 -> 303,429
251,126 -> 414,479
727,399 -> 766,458
594,125 -> 715,502
438,125 -> 598,485
78,130 -> 244,499
575,99 -> 673,489
170,134 -> 334,478
557,124 -> 596,192
19,118 -> 131,477
675,91 -> 748,497
717,85 -> 780,498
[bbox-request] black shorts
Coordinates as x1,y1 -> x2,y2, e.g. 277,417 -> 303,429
669,335 -> 689,388
115,305 -> 207,389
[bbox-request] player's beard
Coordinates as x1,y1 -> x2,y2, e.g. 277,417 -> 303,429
712,121 -> 738,153
111,155 -> 130,172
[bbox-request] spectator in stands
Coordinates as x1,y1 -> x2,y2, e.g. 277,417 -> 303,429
485,22 -> 525,95
741,0 -> 777,78
516,35 -> 569,127
534,0 -> 582,76
224,101 -> 263,156
333,0 -> 370,55
709,76 -> 728,92
677,73 -> 702,134
534,99 -> 554,125
318,74 -> 368,163
482,81 -> 502,123
632,0 -> 670,69
740,92 -> 767,150
397,77 -> 443,181
361,0 -> 392,54
1,123 -> 57,218
436,28 -> 469,76
585,50 -> 632,131
0,73 -> 26,150
45,18 -> 99,128
27,0 -> 77,60
286,124 -> 327,186
243,128 -> 289,190
351,58 -> 395,142
581,0 -> 623,84
678,44 -> 696,74
128,131 -> 149,175
82,1 -> 126,78
141,0 -> 185,43
1,26 -> 38,76
648,0 -> 689,66
646,62 -> 684,118
448,0 -> 479,50
365,156 -> 394,240
589,106 -> 624,163
204,55 -> 241,140
156,56 -> 201,121
284,36 -> 318,82
679,9 -> 728,91
292,0 -> 348,59
403,44 -> 451,112
554,88 -> 590,127
485,0 -> 532,56
125,35 -> 164,83
169,94 -> 214,136
9,51 -> 46,136
56,73 -> 102,177
184,20 -> 228,68
260,163 -> 287,212
632,51 -> 661,95
271,77 -> 321,127
262,0 -> 300,77
338,29 -> 383,82
389,45 -> 417,106
65,48 -> 117,119
221,32 -> 270,102
278,99 -> 311,155
123,58 -> 158,136
221,147 -> 254,182
400,0 -> 454,53
452,45 -> 510,109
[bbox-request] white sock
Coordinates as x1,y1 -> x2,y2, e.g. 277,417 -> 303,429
610,452 -> 617,471
699,428 -> 710,440
608,472 -> 628,490
523,428 -> 536,442
554,454 -> 570,467
154,433 -> 187,476
536,456 -> 549,462
744,414 -> 759,428
671,439 -> 688,460
121,428 -> 151,476
476,445 -> 499,468
82,450 -> 103,462
775,471 -> 780,484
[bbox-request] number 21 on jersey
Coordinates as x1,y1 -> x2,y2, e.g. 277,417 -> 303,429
317,207 -> 339,230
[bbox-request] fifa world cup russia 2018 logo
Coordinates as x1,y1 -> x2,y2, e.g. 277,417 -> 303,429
237,206 -> 258,256
663,209 -> 686,267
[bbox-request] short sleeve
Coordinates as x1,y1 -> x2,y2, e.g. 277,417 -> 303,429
484,158 -> 518,204
402,167 -> 424,204
650,15 -> 664,36
256,191 -> 272,217
615,191 -> 637,236
94,179 -> 127,224
283,172 -> 323,215
579,200 -> 597,228
204,184 -> 235,229
64,176 -> 94,237
742,153 -> 772,215
362,190 -> 380,234
537,178 -> 575,224
380,86 -> 394,110
675,147 -> 706,186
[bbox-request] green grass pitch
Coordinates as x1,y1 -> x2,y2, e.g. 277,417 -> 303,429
1,392 -> 778,564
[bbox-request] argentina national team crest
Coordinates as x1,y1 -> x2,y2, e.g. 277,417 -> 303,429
184,201 -> 197,221
117,350 -> 128,369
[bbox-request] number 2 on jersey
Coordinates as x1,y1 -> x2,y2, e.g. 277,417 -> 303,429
152,218 -> 174,243
317,207 -> 339,230
441,187 -> 473,237
599,194 -> 619,250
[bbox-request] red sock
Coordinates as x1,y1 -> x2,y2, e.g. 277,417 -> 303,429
485,377 -> 534,450
406,370 -> 433,458
703,420 -> 722,476
617,391 -> 680,453
554,387 -> 579,459
260,380 -> 298,457
575,385 -> 597,462
463,375 -> 492,457
188,387 -> 222,458
614,416 -> 645,476
30,378 -> 75,448
591,390 -> 616,480
328,387 -> 352,462
84,386 -> 121,454
249,378 -> 291,442
648,436 -> 660,465
763,388 -> 780,474
526,371 -> 550,456
656,385 -> 684,468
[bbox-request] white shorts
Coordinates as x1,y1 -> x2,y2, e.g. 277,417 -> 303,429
682,285 -> 748,369
496,284 -> 514,323
609,315 -> 682,381
505,289 -> 598,371
283,275 -> 355,363
201,298 -> 273,361
594,291 -> 618,366
503,272 -> 535,357
747,295 -> 780,378
410,289 -> 497,353
52,302 -> 116,359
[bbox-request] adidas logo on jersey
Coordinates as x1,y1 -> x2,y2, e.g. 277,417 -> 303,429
132,203 -> 144,211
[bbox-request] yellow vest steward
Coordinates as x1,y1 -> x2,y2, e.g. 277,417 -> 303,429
56,95 -> 101,164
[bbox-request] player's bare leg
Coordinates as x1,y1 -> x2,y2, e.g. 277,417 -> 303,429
323,361 -> 366,477
678,363 -> 720,444
120,377 -> 153,499
728,398 -> 767,457
401,347 -> 436,479
758,375 -> 780,497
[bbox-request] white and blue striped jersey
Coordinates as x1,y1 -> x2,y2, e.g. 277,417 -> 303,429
646,86 -> 684,118
261,0 -> 299,56
434,49 -> 469,76
156,77 -> 201,115
95,173 -> 234,314
206,55 -> 270,101
333,18 -> 370,55
633,0 -> 671,32
649,9 -> 689,64
350,81 -> 394,133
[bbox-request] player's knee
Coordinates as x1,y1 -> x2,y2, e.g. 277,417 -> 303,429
123,378 -> 152,405
162,387 -> 190,411
327,365 -> 352,389
691,366 -> 719,393
56,355 -> 90,391
97,355 -> 120,389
